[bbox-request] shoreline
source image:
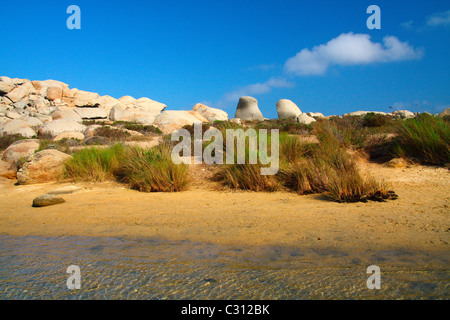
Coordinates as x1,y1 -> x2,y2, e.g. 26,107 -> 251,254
1,163 -> 449,253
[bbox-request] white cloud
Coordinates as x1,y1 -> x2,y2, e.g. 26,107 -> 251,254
218,77 -> 294,106
284,32 -> 423,76
426,10 -> 450,27
401,20 -> 414,30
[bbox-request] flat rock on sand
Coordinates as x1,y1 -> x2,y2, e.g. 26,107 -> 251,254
47,185 -> 82,195
32,194 -> 65,207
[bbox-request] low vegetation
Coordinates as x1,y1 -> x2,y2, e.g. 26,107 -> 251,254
392,113 -> 449,165
117,144 -> 189,192
63,143 -> 189,192
4,112 -> 448,201
64,143 -> 125,181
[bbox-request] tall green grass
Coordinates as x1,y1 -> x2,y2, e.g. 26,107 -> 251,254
64,144 -> 125,181
118,144 -> 189,192
64,143 -> 189,192
393,113 -> 450,165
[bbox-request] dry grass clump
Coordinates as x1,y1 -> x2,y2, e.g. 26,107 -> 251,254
278,122 -> 397,202
214,163 -> 280,191
213,128 -> 280,191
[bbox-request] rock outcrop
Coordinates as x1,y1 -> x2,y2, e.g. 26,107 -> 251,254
17,149 -> 72,185
153,111 -> 208,134
297,113 -> 316,125
235,96 -> 264,121
440,108 -> 450,117
276,99 -> 301,120
192,103 -> 228,122
0,76 -> 172,136
2,139 -> 40,164
391,110 -> 415,119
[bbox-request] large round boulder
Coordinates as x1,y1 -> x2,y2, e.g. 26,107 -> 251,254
235,96 -> 264,121
0,119 -> 36,138
276,99 -> 302,120
17,149 -> 72,185
2,139 -> 40,163
153,110 -> 208,134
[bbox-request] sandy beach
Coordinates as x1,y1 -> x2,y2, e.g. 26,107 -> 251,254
1,162 -> 448,253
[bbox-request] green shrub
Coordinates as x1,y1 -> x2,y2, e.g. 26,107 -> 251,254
314,118 -> 368,149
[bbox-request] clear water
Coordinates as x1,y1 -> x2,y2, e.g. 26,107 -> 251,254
0,236 -> 448,300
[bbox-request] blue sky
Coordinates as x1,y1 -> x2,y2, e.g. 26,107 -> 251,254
1,0 -> 449,118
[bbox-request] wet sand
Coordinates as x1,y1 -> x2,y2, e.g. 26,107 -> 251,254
0,163 -> 448,253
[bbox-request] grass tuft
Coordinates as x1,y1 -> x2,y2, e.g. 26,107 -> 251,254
117,144 -> 189,192
393,113 -> 450,165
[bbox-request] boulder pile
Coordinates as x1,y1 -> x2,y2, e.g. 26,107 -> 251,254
0,76 -> 220,137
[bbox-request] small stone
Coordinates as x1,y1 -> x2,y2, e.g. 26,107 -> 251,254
32,194 -> 65,207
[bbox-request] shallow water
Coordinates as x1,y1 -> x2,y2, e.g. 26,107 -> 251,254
0,235 -> 448,299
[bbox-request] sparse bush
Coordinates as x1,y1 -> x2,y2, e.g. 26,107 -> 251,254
251,119 -> 312,135
37,139 -> 73,154
113,121 -> 162,135
96,126 -> 132,140
363,113 -> 392,128
82,120 -> 109,126
314,119 -> 367,149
